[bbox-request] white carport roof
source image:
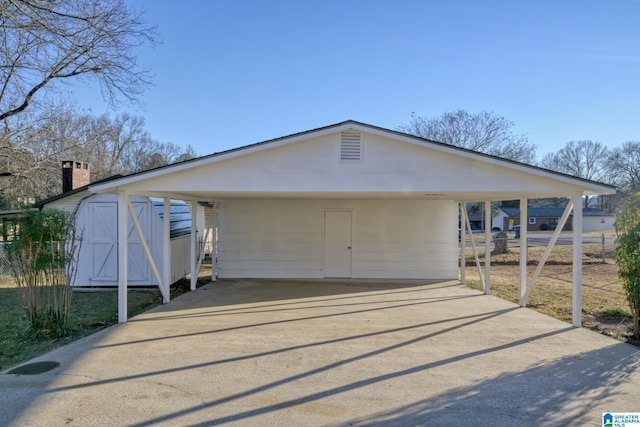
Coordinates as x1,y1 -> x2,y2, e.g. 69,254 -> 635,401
90,120 -> 615,202
88,120 -> 615,327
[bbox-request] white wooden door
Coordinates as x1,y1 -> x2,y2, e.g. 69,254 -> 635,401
89,201 -> 150,283
90,202 -> 118,281
324,210 -> 352,278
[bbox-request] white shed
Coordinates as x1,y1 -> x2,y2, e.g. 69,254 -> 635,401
37,189 -> 197,287
87,120 -> 615,325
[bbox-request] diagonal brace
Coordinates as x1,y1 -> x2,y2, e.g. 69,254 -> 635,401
519,201 -> 574,305
126,199 -> 170,303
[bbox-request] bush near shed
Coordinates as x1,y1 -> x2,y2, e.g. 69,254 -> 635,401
5,210 -> 80,337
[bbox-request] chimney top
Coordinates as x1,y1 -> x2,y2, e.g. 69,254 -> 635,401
62,161 -> 90,193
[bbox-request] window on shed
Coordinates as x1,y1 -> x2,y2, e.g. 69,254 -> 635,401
340,131 -> 362,161
529,217 -> 536,224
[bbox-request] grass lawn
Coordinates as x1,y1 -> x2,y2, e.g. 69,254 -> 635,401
463,237 -> 638,345
0,265 -> 211,371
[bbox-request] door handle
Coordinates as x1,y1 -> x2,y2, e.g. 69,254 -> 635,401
348,246 -> 351,249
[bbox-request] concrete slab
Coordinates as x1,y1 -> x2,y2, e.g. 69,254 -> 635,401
1,279 -> 639,426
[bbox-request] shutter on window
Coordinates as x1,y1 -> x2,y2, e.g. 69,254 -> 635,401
340,131 -> 362,161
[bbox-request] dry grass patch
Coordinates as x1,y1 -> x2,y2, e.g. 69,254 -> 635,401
462,229 -> 629,342
464,262 -> 636,345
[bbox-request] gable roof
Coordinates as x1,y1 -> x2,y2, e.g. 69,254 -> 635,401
89,120 -> 616,202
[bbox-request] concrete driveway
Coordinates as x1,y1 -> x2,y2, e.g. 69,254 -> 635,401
2,279 -> 639,426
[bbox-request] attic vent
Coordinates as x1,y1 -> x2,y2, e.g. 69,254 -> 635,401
340,131 -> 362,161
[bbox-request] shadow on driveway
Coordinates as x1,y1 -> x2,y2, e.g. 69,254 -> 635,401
2,279 -> 639,426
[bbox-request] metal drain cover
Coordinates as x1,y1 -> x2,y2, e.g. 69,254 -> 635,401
7,361 -> 60,375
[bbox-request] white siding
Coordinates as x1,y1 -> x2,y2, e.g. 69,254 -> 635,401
195,203 -> 214,256
120,129 -> 601,198
203,204 -> 213,256
583,216 -> 615,232
492,210 -> 509,231
217,199 -> 457,280
44,191 -> 90,214
170,237 -> 191,282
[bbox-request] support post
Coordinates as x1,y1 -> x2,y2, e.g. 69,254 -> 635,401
163,197 -> 171,303
519,198 -> 528,305
484,200 -> 491,295
459,203 -> 466,284
190,200 -> 197,291
118,191 -> 128,323
211,201 -> 217,282
572,192 -> 583,327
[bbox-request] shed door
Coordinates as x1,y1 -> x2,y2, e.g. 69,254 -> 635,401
89,201 -> 150,283
90,202 -> 118,281
324,210 -> 352,278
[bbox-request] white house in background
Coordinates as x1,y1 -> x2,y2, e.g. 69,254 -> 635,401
36,180 -> 211,287
583,210 -> 616,232
492,208 -> 510,231
492,207 -> 616,232
87,120 -> 615,325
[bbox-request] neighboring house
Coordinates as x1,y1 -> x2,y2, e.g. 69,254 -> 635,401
495,207 -> 570,231
582,209 -> 616,232
35,169 -> 211,287
462,209 -> 499,231
492,208 -> 509,231
466,213 -> 484,230
494,207 -> 615,232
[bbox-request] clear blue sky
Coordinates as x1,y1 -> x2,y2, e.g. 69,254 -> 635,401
70,0 -> 640,158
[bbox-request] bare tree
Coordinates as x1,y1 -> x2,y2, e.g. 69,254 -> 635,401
557,140 -> 609,182
0,104 -> 198,208
0,0 -> 157,121
84,112 -> 149,180
601,141 -> 640,212
0,104 -> 67,207
539,140 -> 611,208
609,141 -> 640,195
120,138 -> 190,173
0,0 -> 157,207
397,110 -> 537,163
538,151 -> 563,172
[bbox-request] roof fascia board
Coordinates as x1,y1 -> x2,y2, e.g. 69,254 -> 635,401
118,191 -> 204,202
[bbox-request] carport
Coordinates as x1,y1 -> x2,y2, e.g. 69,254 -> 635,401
88,120 -> 615,326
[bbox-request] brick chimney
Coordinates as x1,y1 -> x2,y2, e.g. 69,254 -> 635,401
62,161 -> 90,193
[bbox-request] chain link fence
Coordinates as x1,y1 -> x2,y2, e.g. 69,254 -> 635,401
0,243 -> 12,276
